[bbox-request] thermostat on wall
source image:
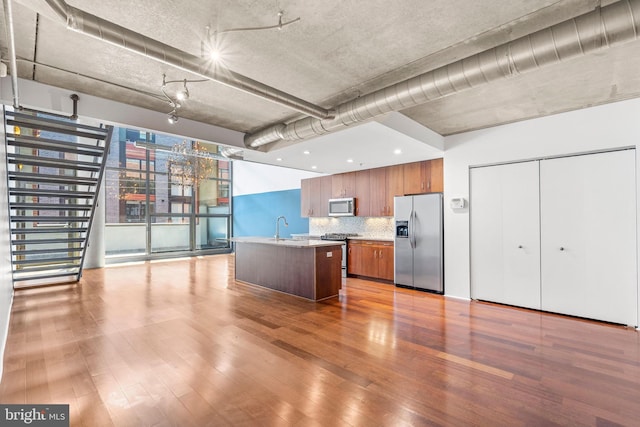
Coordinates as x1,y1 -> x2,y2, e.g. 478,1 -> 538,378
450,197 -> 466,209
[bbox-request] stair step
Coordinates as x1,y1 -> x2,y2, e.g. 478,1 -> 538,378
13,247 -> 83,256
8,172 -> 98,186
8,134 -> 105,156
8,154 -> 102,172
13,264 -> 80,275
12,238 -> 85,245
13,256 -> 82,265
10,203 -> 92,211
9,188 -> 95,198
6,113 -> 110,140
10,216 -> 89,223
10,227 -> 88,234
13,271 -> 80,283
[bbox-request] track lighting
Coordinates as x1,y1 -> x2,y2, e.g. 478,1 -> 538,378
167,111 -> 179,124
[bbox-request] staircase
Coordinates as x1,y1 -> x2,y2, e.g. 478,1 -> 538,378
4,109 -> 113,286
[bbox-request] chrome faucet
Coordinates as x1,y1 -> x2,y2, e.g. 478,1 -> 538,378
275,215 -> 288,240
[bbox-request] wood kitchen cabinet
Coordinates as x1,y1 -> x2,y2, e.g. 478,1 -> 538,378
370,165 -> 404,216
301,176 -> 331,217
348,240 -> 394,281
355,170 -> 370,216
403,159 -> 444,195
332,172 -> 356,198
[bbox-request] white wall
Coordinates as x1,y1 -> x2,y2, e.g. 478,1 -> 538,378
233,161 -> 322,196
443,97 -> 640,324
0,108 -> 14,380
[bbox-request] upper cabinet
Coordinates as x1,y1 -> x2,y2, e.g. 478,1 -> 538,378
301,176 -> 331,217
301,158 -> 443,217
332,172 -> 356,198
354,170 -> 371,217
403,159 -> 444,195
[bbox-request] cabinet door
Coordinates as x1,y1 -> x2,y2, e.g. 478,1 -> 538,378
470,161 -> 541,309
307,177 -> 322,217
301,179 -> 312,217
540,150 -> 637,325
377,244 -> 395,281
427,158 -> 443,193
355,170 -> 371,216
314,176 -> 332,217
362,244 -> 379,278
403,161 -> 424,195
347,243 -> 364,276
386,165 -> 404,215
369,167 -> 387,216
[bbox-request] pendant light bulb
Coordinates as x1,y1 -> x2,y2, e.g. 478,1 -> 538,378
210,48 -> 221,62
176,80 -> 189,101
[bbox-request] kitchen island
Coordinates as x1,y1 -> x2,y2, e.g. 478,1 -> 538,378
231,237 -> 343,301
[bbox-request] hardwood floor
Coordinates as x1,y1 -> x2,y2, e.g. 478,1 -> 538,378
1,254 -> 639,426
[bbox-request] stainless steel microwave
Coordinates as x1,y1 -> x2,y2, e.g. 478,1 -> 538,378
328,197 -> 355,217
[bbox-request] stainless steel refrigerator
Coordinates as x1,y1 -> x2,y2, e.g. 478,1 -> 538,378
394,193 -> 444,293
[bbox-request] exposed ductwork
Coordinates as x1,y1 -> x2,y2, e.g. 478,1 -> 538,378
245,0 -> 640,148
43,0 -> 333,121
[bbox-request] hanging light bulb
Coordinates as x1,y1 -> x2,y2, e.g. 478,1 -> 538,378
176,80 -> 189,101
168,111 -> 179,124
210,48 -> 222,62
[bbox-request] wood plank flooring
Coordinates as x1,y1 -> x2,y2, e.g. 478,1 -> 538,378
1,254 -> 639,426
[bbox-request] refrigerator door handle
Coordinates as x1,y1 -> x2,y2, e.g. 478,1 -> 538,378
410,209 -> 416,249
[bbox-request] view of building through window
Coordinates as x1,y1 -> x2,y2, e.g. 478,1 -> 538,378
104,128 -> 231,259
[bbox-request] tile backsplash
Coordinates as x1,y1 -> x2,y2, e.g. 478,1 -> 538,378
309,217 -> 394,239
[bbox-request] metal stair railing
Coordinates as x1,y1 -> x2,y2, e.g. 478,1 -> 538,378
4,107 -> 113,286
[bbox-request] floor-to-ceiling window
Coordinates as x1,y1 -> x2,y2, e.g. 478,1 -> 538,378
104,128 -> 232,260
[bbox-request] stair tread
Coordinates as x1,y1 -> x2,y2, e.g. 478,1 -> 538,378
13,256 -> 82,265
11,203 -> 92,210
13,247 -> 83,256
8,172 -> 98,185
10,188 -> 95,197
8,135 -> 106,156
11,216 -> 90,222
13,271 -> 80,283
12,238 -> 85,245
8,154 -> 102,171
13,265 -> 81,275
7,110 -> 111,137
11,228 -> 88,234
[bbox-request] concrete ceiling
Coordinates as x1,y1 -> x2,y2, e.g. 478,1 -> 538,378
3,0 -> 640,173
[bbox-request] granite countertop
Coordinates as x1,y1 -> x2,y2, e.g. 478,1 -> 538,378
230,237 -> 344,248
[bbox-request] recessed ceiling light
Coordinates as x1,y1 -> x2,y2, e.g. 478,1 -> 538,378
311,165 -> 317,169
347,159 -> 354,163
276,157 -> 282,161
303,150 -> 310,155
394,149 -> 402,155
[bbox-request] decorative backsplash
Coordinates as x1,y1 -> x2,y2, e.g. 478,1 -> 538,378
309,217 -> 395,239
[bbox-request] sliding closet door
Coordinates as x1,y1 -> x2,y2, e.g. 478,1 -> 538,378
471,161 -> 541,309
540,150 -> 637,325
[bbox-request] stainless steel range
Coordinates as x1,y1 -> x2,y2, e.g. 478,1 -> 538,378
320,233 -> 358,277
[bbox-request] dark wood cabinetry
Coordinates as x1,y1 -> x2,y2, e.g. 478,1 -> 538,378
301,159 -> 443,217
331,172 -> 356,198
403,158 -> 444,195
348,240 -> 394,281
355,170 -> 371,216
301,175 -> 331,217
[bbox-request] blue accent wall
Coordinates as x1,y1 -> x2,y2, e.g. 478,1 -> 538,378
233,189 -> 308,237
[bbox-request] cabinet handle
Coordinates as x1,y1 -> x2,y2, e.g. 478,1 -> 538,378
427,180 -> 431,190
379,250 -> 383,259
374,250 -> 378,258
421,182 -> 424,190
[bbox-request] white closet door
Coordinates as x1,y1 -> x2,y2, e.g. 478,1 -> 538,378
540,150 -> 637,326
471,161 -> 541,309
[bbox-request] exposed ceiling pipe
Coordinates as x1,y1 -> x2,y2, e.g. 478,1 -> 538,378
43,0 -> 333,121
245,0 -> 640,149
3,0 -> 21,109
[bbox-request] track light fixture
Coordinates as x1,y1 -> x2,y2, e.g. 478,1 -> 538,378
161,74 -> 205,124
201,9 -> 300,62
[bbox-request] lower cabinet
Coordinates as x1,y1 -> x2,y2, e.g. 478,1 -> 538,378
348,240 -> 394,281
470,149 -> 638,326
